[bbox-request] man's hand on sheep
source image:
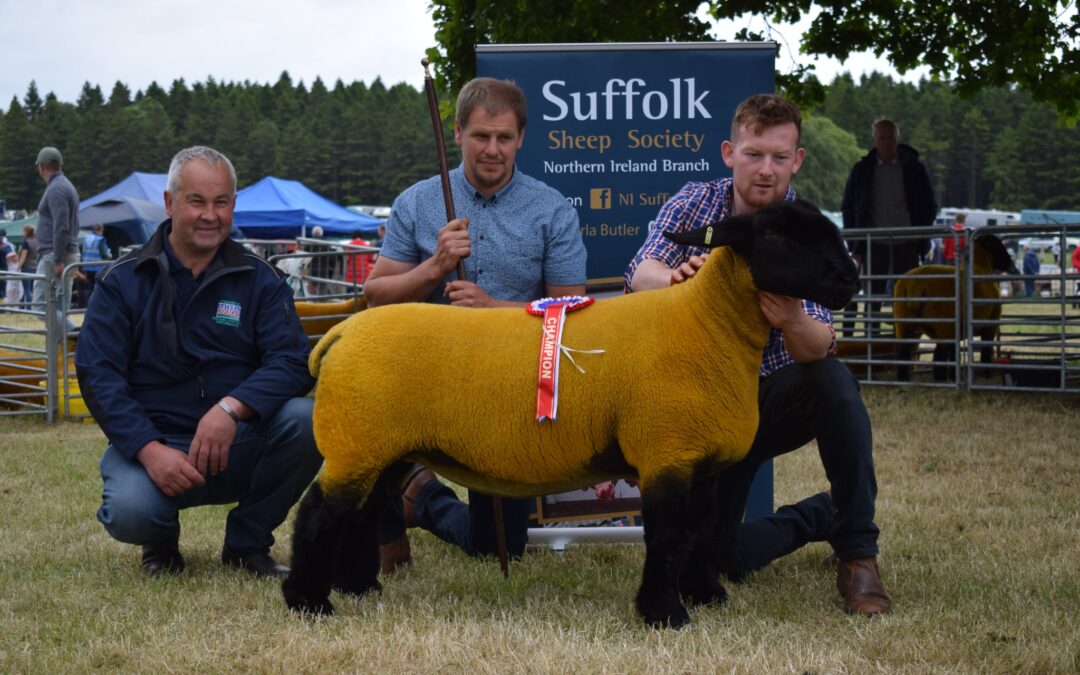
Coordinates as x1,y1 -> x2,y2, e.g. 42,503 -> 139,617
136,441 -> 206,497
186,402 -> 242,478
433,217 -> 472,275
630,255 -> 711,292
670,252 -> 711,285
758,291 -> 834,362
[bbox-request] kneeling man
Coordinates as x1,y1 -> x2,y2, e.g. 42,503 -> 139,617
76,146 -> 322,577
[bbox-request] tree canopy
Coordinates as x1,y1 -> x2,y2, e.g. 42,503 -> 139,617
428,0 -> 1080,119
709,0 -> 1080,120
428,0 -> 711,97
793,114 -> 864,211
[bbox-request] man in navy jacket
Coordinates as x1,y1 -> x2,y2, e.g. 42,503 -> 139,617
841,117 -> 937,334
76,146 -> 321,578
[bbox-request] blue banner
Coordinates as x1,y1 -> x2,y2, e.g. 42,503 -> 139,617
477,43 -> 775,284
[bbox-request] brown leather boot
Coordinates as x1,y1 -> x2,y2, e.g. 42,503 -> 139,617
401,466 -> 435,529
379,534 -> 412,575
837,556 -> 892,615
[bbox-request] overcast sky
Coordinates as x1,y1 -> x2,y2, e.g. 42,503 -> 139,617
0,0 -> 923,107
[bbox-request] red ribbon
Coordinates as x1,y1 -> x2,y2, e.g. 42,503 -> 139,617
535,303 -> 568,422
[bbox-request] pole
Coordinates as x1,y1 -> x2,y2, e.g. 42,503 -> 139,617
422,58 -> 468,283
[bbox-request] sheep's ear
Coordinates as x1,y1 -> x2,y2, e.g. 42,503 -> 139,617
662,213 -> 752,250
975,233 -> 1018,273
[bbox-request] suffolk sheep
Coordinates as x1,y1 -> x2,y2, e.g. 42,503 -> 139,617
834,339 -> 897,378
282,199 -> 859,628
893,233 -> 1016,381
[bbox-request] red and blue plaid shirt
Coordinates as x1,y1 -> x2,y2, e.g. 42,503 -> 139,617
624,178 -> 836,379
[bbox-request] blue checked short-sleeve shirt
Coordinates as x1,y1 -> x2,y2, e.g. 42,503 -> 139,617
381,165 -> 587,304
624,178 -> 835,378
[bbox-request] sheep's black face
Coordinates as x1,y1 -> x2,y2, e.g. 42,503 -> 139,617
663,200 -> 859,310
974,233 -> 1019,274
743,200 -> 859,310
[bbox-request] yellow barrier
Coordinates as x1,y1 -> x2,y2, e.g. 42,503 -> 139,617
40,378 -> 95,422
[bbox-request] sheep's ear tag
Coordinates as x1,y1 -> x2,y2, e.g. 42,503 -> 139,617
527,296 -> 597,422
704,226 -> 713,246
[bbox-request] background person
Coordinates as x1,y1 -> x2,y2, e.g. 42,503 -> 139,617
18,224 -> 39,306
1072,244 -> 1080,300
1022,245 -> 1040,296
626,93 -> 891,616
1,229 -> 19,305
942,212 -> 967,265
32,147 -> 81,336
365,77 -> 587,574
79,222 -> 111,305
76,146 -> 321,578
305,226 -> 343,297
841,118 -> 938,333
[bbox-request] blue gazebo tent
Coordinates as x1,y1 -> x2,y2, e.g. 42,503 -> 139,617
79,173 -> 169,251
234,177 -> 383,239
81,172 -> 167,209
78,197 -> 166,251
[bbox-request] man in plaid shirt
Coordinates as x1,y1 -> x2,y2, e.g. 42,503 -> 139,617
625,94 -> 891,616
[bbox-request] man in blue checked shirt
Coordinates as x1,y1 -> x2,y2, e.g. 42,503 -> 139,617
366,77 -> 587,574
625,94 -> 891,616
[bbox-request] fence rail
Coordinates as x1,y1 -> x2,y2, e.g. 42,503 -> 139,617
835,222 -> 1080,392
3,224 -> 1078,422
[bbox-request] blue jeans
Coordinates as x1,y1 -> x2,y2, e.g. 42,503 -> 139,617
715,358 -> 879,581
380,480 -> 533,558
21,277 -> 33,305
32,252 -> 78,335
97,397 -> 322,552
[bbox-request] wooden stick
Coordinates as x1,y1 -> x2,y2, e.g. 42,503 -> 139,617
422,58 -> 467,283
422,58 -> 509,579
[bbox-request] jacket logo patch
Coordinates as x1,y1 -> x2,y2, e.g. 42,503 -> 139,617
214,300 -> 242,327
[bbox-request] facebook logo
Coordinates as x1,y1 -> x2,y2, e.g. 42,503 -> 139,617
590,188 -> 612,209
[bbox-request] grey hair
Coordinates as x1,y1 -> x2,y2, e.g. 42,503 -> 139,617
872,116 -> 900,139
166,146 -> 237,195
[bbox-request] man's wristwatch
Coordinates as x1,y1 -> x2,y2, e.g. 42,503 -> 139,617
217,399 -> 241,423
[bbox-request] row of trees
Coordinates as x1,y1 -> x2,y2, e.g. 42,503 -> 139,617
1,69 -> 1077,213
800,73 -> 1080,212
0,74 -> 461,212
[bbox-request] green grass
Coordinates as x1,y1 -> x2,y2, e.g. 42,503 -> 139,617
1,388 -> 1079,673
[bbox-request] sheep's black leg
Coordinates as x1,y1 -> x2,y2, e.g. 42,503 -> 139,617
896,342 -> 913,381
636,472 -> 694,629
932,343 -> 954,382
282,482 -> 358,616
677,473 -> 728,608
331,467 -> 405,597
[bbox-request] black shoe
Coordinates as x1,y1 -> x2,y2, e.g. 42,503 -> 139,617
141,545 -> 185,576
221,546 -> 290,578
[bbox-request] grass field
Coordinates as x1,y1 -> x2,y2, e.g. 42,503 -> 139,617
1,387 -> 1077,673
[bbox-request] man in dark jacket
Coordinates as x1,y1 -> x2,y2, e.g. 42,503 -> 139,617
76,146 -> 322,578
841,118 -> 938,333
